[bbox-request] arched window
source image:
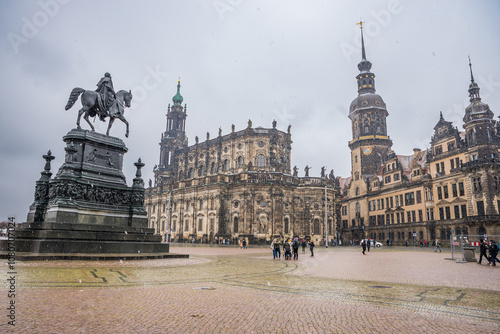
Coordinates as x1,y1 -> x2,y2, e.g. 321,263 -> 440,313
210,198 -> 215,210
257,154 -> 266,167
198,165 -> 205,176
237,156 -> 243,168
313,219 -> 320,234
210,162 -> 216,174
234,217 -> 239,233
188,168 -> 194,179
199,199 -> 203,209
284,218 -> 289,234
223,159 -> 230,171
355,202 -> 360,213
355,187 -> 360,196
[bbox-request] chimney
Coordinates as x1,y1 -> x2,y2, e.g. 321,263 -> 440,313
413,148 -> 421,158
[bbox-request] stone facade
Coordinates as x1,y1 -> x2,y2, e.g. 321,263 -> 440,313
146,82 -> 339,245
340,29 -> 500,246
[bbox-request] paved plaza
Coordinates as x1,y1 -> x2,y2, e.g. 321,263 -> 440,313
1,246 -> 499,333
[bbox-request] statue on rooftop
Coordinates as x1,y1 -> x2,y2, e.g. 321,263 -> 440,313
304,165 -> 311,177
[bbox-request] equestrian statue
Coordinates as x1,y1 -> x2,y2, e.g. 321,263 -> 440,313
64,73 -> 133,137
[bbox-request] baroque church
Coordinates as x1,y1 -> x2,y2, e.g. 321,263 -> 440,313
146,26 -> 500,246
145,81 -> 339,244
339,26 -> 500,245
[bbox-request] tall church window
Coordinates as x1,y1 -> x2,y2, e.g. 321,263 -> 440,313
234,217 -> 239,233
355,187 -> 360,196
198,218 -> 203,231
199,165 -> 205,176
313,219 -> 320,234
237,156 -> 243,168
257,154 -> 266,167
284,218 -> 289,234
211,162 -> 216,174
189,168 -> 194,179
223,159 -> 229,172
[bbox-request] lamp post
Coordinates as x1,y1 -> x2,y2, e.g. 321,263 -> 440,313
324,185 -> 328,248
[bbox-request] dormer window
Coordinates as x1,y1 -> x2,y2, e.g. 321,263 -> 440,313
435,145 -> 443,155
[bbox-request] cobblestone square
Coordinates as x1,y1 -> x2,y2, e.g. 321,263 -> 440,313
1,246 -> 499,333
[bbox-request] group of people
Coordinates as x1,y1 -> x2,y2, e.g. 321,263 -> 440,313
271,238 -> 316,260
478,239 -> 499,266
360,239 -> 372,254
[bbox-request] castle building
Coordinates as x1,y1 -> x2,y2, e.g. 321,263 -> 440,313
145,81 -> 339,244
340,27 -> 500,245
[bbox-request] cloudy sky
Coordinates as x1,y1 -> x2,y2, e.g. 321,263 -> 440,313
1,0 -> 499,221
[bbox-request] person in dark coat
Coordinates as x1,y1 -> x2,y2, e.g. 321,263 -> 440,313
361,239 -> 367,255
366,238 -> 371,252
308,240 -> 315,257
478,239 -> 490,265
292,238 -> 299,260
301,239 -> 307,253
489,240 -> 499,266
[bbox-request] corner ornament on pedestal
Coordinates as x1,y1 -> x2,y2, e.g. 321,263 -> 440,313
64,72 -> 133,138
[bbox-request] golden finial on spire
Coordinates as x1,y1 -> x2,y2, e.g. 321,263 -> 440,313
178,76 -> 181,83
356,20 -> 363,29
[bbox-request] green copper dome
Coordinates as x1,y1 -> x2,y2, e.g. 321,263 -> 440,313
172,80 -> 183,105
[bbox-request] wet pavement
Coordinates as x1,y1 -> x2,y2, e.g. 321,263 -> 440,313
1,246 -> 499,333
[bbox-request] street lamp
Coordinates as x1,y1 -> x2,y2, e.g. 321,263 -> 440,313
324,185 -> 328,248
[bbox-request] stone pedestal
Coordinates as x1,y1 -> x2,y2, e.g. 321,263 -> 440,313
1,129 -> 184,260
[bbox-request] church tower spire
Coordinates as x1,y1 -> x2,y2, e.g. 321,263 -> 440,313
356,21 -> 375,94
157,80 -> 189,183
348,21 -> 392,184
462,57 -> 497,157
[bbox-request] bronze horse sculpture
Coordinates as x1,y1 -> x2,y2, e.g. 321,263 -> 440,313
65,88 -> 133,137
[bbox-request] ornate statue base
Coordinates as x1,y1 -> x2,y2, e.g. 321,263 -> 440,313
1,129 -> 183,260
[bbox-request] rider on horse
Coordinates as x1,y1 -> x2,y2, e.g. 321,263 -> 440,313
96,72 -> 116,121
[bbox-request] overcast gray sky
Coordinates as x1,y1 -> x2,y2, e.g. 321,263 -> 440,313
1,0 -> 499,222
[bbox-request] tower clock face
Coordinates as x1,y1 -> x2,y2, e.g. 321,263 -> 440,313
363,147 -> 373,155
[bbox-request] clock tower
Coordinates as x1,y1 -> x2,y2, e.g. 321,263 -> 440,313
348,22 -> 392,192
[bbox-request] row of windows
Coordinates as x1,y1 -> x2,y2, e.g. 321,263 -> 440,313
182,154 -> 268,178
150,198 -> 218,214
434,141 -> 456,156
384,173 -> 400,184
435,157 -> 461,176
368,191 -> 422,211
436,182 -> 465,199
438,205 -> 467,220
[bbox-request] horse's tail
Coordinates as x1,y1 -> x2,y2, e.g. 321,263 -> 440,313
64,87 -> 85,110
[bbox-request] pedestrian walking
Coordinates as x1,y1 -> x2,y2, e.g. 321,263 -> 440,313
301,239 -> 306,253
275,239 -> 281,259
271,238 -> 277,259
478,239 -> 490,265
434,239 -> 442,252
292,238 -> 299,260
242,239 -> 247,249
361,239 -> 367,255
367,238 -> 371,252
309,240 -> 315,257
488,240 -> 499,266
283,239 -> 292,260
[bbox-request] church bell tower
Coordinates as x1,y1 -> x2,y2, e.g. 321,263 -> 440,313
156,80 -> 188,185
348,21 -> 392,190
